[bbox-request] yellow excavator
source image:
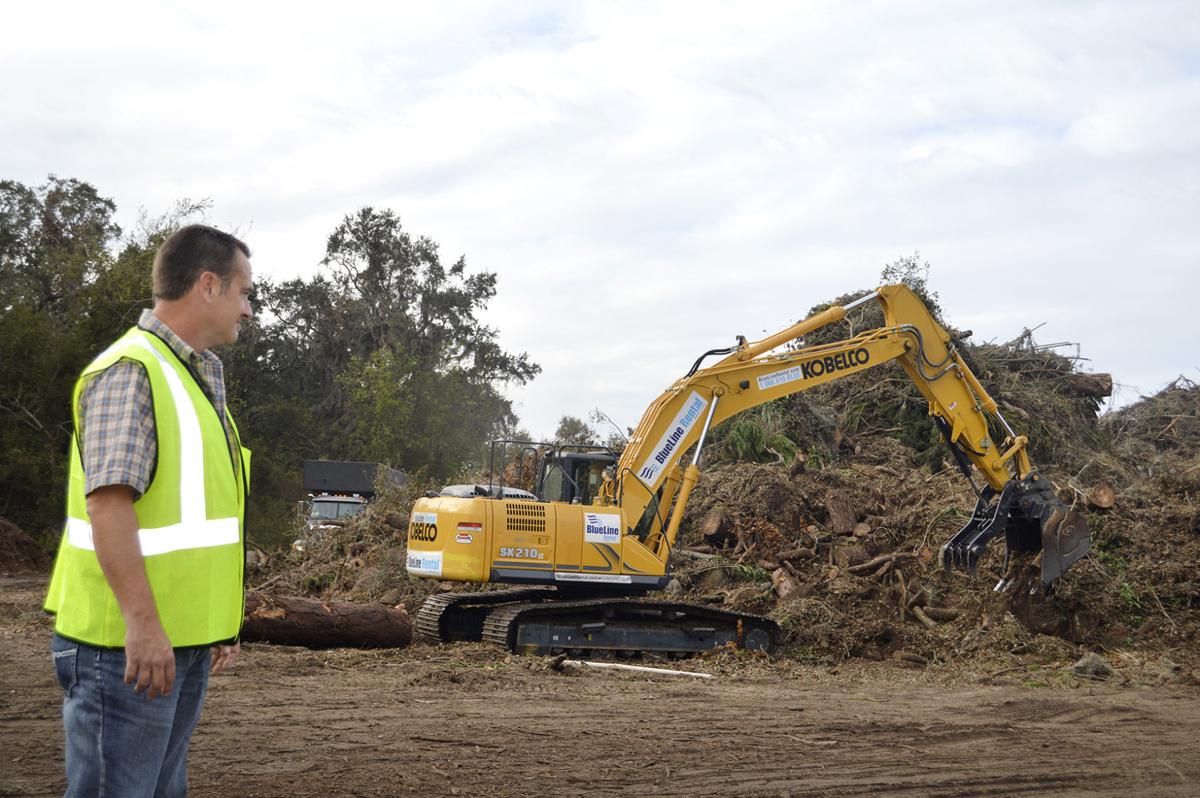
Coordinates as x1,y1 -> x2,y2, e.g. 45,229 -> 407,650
406,284 -> 1091,655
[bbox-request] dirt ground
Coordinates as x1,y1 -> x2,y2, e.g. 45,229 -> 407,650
3,581 -> 1199,798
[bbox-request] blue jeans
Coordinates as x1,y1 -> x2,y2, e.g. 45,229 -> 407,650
52,634 -> 211,798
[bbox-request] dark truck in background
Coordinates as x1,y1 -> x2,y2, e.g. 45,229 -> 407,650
295,460 -> 407,550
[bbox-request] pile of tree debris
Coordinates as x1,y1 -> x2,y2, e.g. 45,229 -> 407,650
240,483 -> 435,648
0,517 -> 52,576
666,358 -> 1199,670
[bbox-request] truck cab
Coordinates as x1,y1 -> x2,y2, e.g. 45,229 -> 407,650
295,460 -> 406,551
308,493 -> 369,528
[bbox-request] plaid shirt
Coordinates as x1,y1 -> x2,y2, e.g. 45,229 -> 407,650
78,310 -> 237,497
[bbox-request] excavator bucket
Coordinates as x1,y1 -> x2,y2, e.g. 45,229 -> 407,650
941,474 -> 1091,587
1037,505 -> 1092,585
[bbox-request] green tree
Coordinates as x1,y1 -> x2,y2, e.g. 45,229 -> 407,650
0,177 -> 129,537
0,185 -> 538,549
553,415 -> 598,446
225,207 -> 540,492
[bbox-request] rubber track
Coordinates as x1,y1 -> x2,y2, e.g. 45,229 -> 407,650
480,597 -> 780,654
415,588 -> 556,643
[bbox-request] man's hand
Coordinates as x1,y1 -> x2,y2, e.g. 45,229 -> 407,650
87,484 -> 175,699
211,641 -> 240,675
124,618 -> 176,698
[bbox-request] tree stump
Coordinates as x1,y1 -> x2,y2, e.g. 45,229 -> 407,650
700,508 -> 736,548
242,593 -> 412,649
1085,482 -> 1116,510
825,489 -> 857,536
1066,372 -> 1113,399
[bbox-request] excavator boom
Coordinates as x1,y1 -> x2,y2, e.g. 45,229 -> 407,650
606,284 -> 1090,586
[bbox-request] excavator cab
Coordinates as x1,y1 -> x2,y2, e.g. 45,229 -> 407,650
484,440 -> 617,505
536,450 -> 615,504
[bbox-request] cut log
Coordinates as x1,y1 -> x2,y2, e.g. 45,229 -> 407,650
242,592 -> 412,649
825,489 -> 857,536
921,607 -> 961,622
910,606 -> 938,629
1066,372 -> 1113,399
700,508 -> 736,547
1085,482 -> 1116,511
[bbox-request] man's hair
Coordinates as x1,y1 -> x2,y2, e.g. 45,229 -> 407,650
153,224 -> 251,301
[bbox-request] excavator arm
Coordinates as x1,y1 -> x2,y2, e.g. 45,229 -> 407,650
602,284 -> 1090,587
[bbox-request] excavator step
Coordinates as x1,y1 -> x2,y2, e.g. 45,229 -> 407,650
481,598 -> 780,657
415,588 -> 556,643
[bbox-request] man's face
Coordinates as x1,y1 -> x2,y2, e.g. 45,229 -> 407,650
212,251 -> 254,346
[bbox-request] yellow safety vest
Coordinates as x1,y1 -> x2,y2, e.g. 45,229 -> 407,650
44,327 -> 249,647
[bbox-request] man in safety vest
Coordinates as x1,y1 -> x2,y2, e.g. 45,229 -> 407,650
44,224 -> 254,797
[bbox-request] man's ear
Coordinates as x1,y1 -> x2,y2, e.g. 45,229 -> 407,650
196,271 -> 218,300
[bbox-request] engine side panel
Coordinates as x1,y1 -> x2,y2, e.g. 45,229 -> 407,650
406,497 -> 671,590
488,500 -> 556,583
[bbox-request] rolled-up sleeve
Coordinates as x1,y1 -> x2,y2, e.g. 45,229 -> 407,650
77,360 -> 156,497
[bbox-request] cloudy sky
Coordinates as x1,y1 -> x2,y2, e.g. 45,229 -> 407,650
4,1 -> 1197,438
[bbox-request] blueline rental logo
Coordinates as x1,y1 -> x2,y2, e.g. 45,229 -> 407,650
637,392 -> 707,483
584,513 -> 622,544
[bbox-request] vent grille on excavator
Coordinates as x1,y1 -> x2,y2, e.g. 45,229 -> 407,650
506,502 -> 546,533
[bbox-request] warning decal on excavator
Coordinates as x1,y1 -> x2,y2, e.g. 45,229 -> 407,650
637,392 -> 707,483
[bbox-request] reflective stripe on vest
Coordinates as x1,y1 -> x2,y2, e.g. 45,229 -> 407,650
132,334 -> 236,537
60,335 -> 241,554
64,517 -> 239,556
